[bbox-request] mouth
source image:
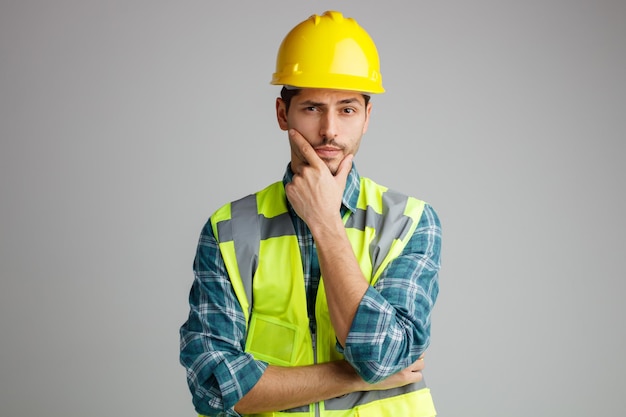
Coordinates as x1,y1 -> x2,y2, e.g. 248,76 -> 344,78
314,146 -> 343,159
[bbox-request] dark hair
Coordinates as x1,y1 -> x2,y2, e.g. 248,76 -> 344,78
280,86 -> 371,113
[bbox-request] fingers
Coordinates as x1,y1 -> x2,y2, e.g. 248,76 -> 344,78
289,128 -> 354,180
289,129 -> 325,170
411,358 -> 425,373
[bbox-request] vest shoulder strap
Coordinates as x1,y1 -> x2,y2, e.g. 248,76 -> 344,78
212,182 -> 294,322
347,177 -> 425,283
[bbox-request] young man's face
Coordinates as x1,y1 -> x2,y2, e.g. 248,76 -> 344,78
276,88 -> 372,175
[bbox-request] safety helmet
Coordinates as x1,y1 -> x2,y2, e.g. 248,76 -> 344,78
271,10 -> 384,94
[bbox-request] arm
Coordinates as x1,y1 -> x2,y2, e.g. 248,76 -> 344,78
285,129 -> 442,382
343,205 -> 441,382
235,359 -> 425,414
285,129 -> 366,346
179,222 -> 266,416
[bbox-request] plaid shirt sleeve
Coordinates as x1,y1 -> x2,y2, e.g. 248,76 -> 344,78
341,203 -> 442,383
179,220 -> 267,416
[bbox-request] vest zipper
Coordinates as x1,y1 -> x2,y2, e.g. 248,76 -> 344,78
311,329 -> 320,417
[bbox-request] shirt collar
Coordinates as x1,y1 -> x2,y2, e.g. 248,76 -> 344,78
283,162 -> 360,215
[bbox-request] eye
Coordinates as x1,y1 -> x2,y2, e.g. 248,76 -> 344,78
342,107 -> 356,114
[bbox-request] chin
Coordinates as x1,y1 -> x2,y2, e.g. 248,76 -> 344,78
323,162 -> 339,175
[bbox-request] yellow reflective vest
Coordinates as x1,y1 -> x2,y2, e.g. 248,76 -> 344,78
208,177 -> 436,417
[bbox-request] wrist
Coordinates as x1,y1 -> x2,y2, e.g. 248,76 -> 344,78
333,360 -> 367,392
308,215 -> 345,241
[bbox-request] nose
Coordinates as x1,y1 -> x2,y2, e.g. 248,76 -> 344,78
319,112 -> 338,140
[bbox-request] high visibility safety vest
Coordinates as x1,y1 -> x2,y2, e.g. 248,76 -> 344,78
208,177 -> 437,417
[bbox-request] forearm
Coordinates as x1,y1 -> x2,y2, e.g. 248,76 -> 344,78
310,217 -> 369,346
235,357 -> 428,414
235,361 -> 362,414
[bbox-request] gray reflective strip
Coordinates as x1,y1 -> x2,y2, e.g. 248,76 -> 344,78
217,211 -> 294,242
372,190 -> 413,276
326,379 -> 427,410
345,190 -> 414,277
230,195 -> 260,315
280,404 -> 309,413
279,380 -> 427,413
215,195 -> 296,317
260,212 -> 295,239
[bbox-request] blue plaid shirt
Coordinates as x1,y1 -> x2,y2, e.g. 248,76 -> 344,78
180,164 -> 442,416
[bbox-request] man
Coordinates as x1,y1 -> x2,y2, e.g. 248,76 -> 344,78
180,10 -> 441,417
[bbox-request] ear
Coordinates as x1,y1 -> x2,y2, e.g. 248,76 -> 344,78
276,98 -> 289,131
362,102 -> 373,134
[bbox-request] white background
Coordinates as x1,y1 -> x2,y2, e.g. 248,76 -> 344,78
1,1 -> 624,416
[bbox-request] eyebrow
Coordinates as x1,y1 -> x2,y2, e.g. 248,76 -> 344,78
298,98 -> 364,107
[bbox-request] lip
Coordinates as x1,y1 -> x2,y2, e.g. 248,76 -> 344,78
314,146 -> 342,158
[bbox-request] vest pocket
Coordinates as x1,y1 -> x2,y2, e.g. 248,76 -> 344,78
245,313 -> 301,366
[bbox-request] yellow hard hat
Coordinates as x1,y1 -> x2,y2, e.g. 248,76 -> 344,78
271,10 -> 384,94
